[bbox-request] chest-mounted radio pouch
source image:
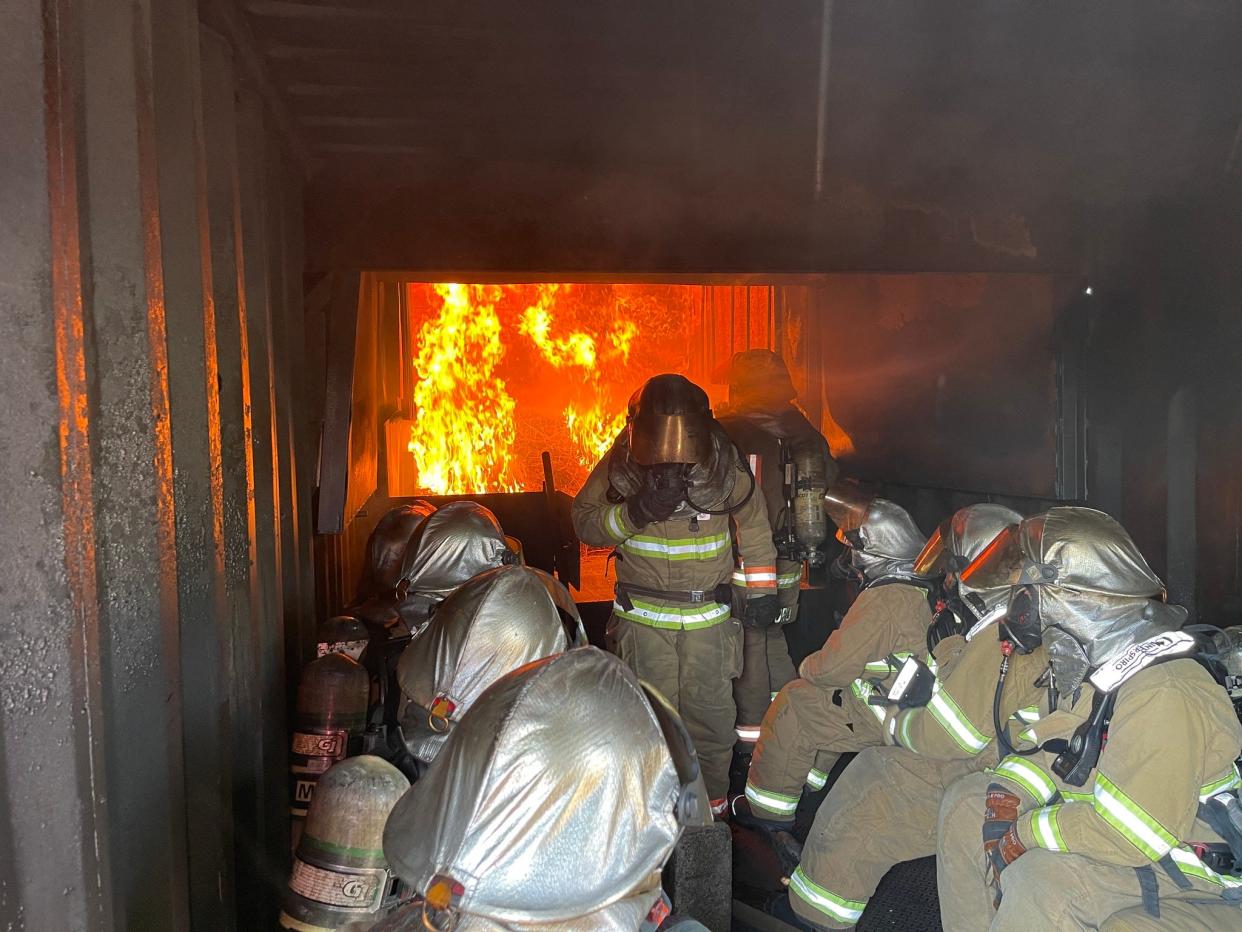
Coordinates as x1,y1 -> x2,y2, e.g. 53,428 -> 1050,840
866,654 -> 937,710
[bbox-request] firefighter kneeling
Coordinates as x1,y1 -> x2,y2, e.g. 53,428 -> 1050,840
572,374 -> 779,813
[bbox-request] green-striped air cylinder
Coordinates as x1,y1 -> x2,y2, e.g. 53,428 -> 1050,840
280,755 -> 411,930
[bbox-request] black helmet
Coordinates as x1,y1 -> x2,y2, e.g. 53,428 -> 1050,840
626,374 -> 714,466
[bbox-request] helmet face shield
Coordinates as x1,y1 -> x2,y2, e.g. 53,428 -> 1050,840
626,374 -> 714,466
912,522 -> 949,577
959,525 -> 1026,591
628,410 -> 713,466
823,482 -> 873,533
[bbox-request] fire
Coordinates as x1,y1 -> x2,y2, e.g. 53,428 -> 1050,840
403,282 -> 703,495
407,284 -> 521,494
517,285 -> 632,466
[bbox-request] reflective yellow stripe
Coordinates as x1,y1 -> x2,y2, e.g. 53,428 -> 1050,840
992,756 -> 1058,805
620,531 -> 730,560
927,686 -> 989,753
805,768 -> 828,791
1093,772 -> 1177,860
788,868 -> 867,924
777,572 -> 802,588
1199,764 -> 1242,801
849,679 -> 887,723
1030,804 -> 1067,852
604,504 -> 630,542
613,599 -> 731,630
745,782 -> 799,815
1169,845 -> 1242,888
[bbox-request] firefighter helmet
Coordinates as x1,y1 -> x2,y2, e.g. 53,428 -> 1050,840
627,374 -> 714,466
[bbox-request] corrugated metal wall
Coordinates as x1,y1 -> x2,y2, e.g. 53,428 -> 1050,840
1,1 -> 311,928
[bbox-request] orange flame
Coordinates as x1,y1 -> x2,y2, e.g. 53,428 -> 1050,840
407,284 -> 521,494
518,285 -> 629,466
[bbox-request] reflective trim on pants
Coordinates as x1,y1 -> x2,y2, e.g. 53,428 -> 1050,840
745,781 -> 799,816
789,867 -> 867,925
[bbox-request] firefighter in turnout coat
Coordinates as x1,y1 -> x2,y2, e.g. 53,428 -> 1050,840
573,374 -> 778,809
770,505 -> 1050,930
937,507 -> 1242,931
739,501 -> 1022,830
717,349 -> 838,750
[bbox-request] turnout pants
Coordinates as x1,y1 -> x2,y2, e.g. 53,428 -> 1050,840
938,771 -> 1237,932
788,747 -> 979,929
609,615 -> 743,801
743,680 -> 883,823
733,624 -> 797,747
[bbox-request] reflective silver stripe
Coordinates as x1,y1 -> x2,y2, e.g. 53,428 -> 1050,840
1031,805 -> 1067,852
777,572 -> 801,588
612,600 -> 731,630
993,756 -> 1058,805
1014,705 -> 1041,724
805,768 -> 828,791
849,679 -> 887,723
1169,845 -> 1242,888
1093,773 -> 1177,860
604,504 -> 630,541
620,532 -> 730,558
788,868 -> 867,924
927,687 -> 990,753
745,782 -> 799,815
1199,764 -> 1242,801
735,725 -> 761,742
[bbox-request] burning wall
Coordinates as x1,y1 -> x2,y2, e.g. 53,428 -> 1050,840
401,282 -> 773,495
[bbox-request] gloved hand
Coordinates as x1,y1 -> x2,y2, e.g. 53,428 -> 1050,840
742,594 -> 780,627
626,484 -> 684,527
982,784 -> 1023,905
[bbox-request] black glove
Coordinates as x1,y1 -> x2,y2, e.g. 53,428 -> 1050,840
742,594 -> 781,627
626,484 -> 684,527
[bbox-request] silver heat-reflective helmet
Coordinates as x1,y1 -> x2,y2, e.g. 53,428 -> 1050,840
913,503 -> 1023,634
395,565 -> 587,764
962,506 -> 1186,696
825,485 -> 927,582
382,647 -> 707,931
396,501 -> 517,627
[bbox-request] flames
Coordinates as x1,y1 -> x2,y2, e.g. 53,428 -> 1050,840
407,284 -> 521,494
518,285 -> 637,466
406,283 -> 674,495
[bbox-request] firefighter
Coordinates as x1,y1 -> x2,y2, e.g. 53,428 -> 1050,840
380,648 -> 712,931
767,506 -> 1051,930
936,508 -> 1242,931
572,373 -> 778,811
716,349 -> 838,753
393,564 -> 585,770
349,500 -> 435,609
392,500 -> 518,633
736,501 -> 1020,830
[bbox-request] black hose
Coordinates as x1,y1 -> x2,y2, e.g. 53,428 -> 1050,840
993,653 -> 1040,758
685,449 -> 757,516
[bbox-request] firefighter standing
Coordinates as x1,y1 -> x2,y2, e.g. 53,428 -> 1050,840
937,508 -> 1242,930
573,374 -> 779,810
716,349 -> 838,751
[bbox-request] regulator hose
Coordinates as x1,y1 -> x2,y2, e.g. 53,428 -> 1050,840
685,449 -> 757,516
993,642 -> 1040,759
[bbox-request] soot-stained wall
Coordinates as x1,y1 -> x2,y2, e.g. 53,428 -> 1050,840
1,1 -> 310,928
